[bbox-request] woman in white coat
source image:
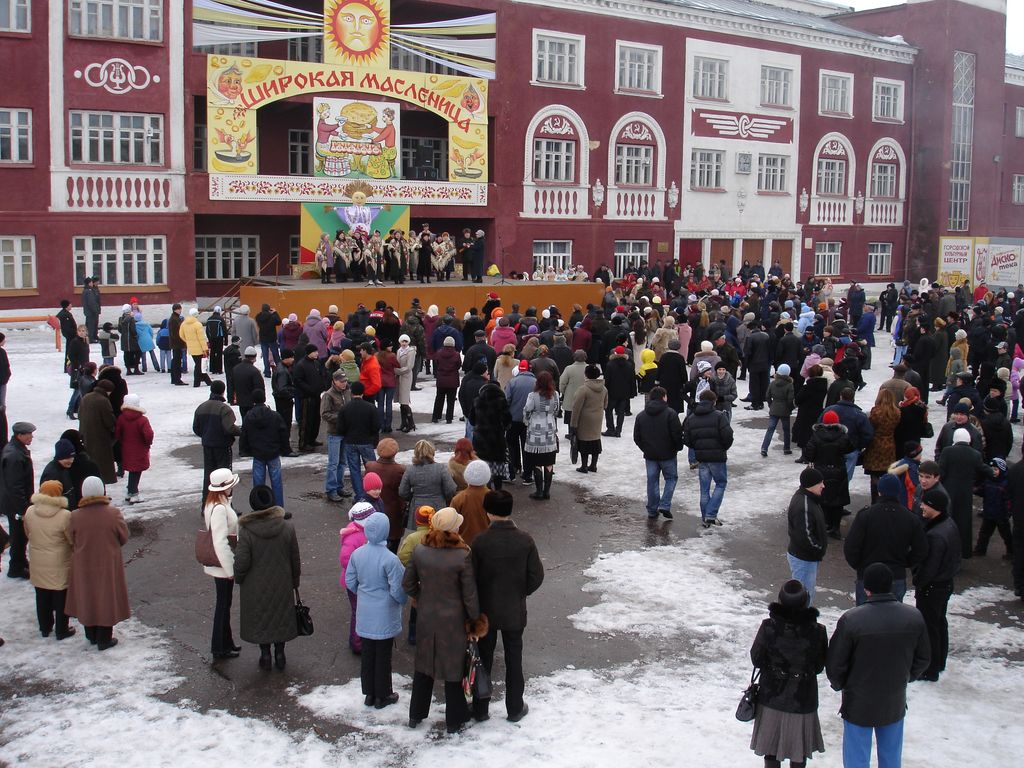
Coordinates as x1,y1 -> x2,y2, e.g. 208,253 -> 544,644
204,468 -> 241,660
396,334 -> 418,433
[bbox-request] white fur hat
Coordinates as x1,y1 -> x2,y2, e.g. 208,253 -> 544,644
464,459 -> 491,487
953,428 -> 971,445
700,340 -> 713,352
82,476 -> 105,499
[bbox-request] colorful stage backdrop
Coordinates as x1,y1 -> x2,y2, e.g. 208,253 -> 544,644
298,202 -> 410,263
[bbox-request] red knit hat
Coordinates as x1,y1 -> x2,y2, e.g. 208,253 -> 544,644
822,410 -> 840,425
614,345 -> 626,355
362,472 -> 383,492
488,292 -> 499,299
518,359 -> 530,371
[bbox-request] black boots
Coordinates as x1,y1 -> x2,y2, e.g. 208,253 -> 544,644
399,405 -> 416,432
274,642 -> 286,670
529,469 -> 545,499
543,468 -> 553,498
259,644 -> 272,671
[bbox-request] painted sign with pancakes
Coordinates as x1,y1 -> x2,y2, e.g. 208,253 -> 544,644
313,97 -> 401,180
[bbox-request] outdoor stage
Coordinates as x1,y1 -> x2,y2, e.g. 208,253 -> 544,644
239,278 -> 607,319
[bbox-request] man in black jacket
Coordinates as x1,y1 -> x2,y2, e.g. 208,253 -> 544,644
1,421 -> 35,578
458,362 -> 489,439
168,303 -> 187,386
205,306 -> 226,374
240,389 -> 287,507
1007,459 -> 1024,602
470,490 -> 544,724
743,322 -> 772,410
682,389 -> 733,527
914,489 -> 962,681
827,563 -> 930,768
603,345 -> 634,437
56,300 -> 78,371
786,466 -> 828,604
191,382 -> 239,505
233,347 -> 266,422
271,348 -> 297,456
844,473 -> 927,604
338,381 -> 381,499
633,386 -> 684,520
255,303 -> 282,377
293,344 -> 325,452
462,330 -> 496,378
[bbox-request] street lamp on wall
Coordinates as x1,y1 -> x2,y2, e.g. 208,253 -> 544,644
667,181 -> 679,209
798,187 -> 809,214
592,179 -> 605,208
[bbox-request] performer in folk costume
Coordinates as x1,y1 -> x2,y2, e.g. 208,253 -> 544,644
316,233 -> 333,284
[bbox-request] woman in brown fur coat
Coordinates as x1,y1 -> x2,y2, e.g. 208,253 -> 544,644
402,506 -> 487,734
862,389 -> 901,503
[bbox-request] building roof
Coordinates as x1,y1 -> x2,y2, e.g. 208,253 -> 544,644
1008,53 -> 1024,72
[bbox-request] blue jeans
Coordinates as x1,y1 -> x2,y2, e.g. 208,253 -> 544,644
378,387 -> 395,431
465,419 -> 475,440
761,415 -> 791,452
855,578 -> 907,605
892,345 -> 906,365
698,462 -> 728,520
159,349 -> 172,371
326,434 -> 347,494
261,342 -> 281,376
787,553 -> 819,605
843,718 -> 904,768
644,459 -> 678,517
845,450 -> 859,482
252,456 -> 283,507
345,443 -> 377,498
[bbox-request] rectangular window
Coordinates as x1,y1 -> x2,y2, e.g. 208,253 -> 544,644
616,43 -> 660,94
69,0 -> 162,42
533,138 -> 576,183
816,158 -> 847,196
288,129 -> 312,176
871,163 -> 897,198
74,235 -> 165,286
288,35 -> 322,62
867,243 -> 893,276
289,234 -> 300,265
949,51 -> 976,231
390,46 -> 458,76
401,136 -> 448,180
760,66 -> 792,107
532,240 -> 572,272
614,144 -> 653,186
613,240 -> 648,277
194,235 -> 260,281
0,236 -> 35,290
1016,107 -> 1024,138
69,111 -> 163,165
193,122 -> 206,172
819,71 -> 852,116
0,108 -> 31,163
757,154 -> 788,193
814,242 -> 841,276
1013,175 -> 1024,205
693,57 -> 728,100
691,149 -> 724,190
0,0 -> 30,32
873,79 -> 904,122
534,32 -> 583,86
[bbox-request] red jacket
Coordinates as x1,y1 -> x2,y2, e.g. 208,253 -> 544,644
114,408 -> 154,472
359,354 -> 382,396
433,347 -> 462,389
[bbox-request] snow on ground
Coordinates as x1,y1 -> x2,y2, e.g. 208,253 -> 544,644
1,326 -> 1022,766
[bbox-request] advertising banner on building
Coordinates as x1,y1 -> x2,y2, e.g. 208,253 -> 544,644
982,242 -> 1022,286
313,97 -> 401,180
938,237 -> 973,288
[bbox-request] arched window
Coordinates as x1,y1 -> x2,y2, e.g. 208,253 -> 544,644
865,139 -> 907,226
605,112 -> 667,220
809,133 -> 856,225
522,106 -> 590,218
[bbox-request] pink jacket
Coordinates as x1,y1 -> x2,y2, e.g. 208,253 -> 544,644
490,325 -> 518,350
338,522 -> 367,586
1011,357 -> 1024,400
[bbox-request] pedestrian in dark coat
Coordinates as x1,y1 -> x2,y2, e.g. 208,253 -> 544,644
192,380 -> 240,505
892,387 -> 929,455
241,390 -> 288,507
786,468 -> 828,603
365,438 -> 407,552
78,380 -> 117,484
826,564 -> 930,768
233,486 -> 301,671
657,340 -> 688,412
803,412 -> 854,537
1005,459 -> 1024,600
603,346 -> 635,436
749,580 -> 827,766
914,489 -> 962,681
233,349 -> 266,419
292,344 -> 325,451
938,429 -> 994,559
470,490 -> 544,723
56,430 -> 101,510
979,397 -> 1012,460
743,325 -> 772,409
0,422 -> 36,577
402,506 -> 488,734
472,382 -> 511,486
432,338 -> 462,423
761,366 -> 795,455
793,369 -> 827,456
973,457 -> 1012,558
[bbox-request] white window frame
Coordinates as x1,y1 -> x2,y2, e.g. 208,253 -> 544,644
288,35 -> 322,62
872,78 -> 904,123
816,158 -> 847,196
0,0 -> 30,32
870,162 -> 898,198
757,154 -> 788,193
614,144 -> 654,186
691,149 -> 724,190
615,41 -> 661,96
0,236 -> 36,290
288,129 -> 312,176
760,66 -> 792,108
0,108 -> 32,163
819,69 -> 853,117
614,240 -> 648,277
532,240 -> 572,272
533,138 -> 576,183
69,110 -> 163,165
69,0 -> 162,43
532,30 -> 585,89
1013,175 -> 1024,205
867,243 -> 893,276
195,235 -> 260,281
814,242 -> 841,277
74,235 -> 166,286
693,56 -> 729,101
1016,107 -> 1024,138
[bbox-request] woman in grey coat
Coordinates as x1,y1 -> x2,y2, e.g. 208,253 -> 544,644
395,334 -> 418,432
234,485 -> 301,671
523,371 -> 560,500
398,439 -> 457,529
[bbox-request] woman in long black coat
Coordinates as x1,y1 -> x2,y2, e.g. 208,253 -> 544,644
792,367 -> 828,460
471,382 -> 511,487
803,416 -> 854,538
893,386 -> 929,453
749,580 -> 828,768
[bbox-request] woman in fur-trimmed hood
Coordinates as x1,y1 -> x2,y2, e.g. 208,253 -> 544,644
402,506 -> 488,734
24,481 -> 75,639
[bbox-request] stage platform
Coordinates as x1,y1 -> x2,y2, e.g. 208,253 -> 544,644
239,278 -> 606,319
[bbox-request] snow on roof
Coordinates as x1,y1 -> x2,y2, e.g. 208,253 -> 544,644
1007,53 -> 1024,72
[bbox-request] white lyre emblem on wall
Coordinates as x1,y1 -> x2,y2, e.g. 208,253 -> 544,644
74,59 -> 159,95
699,112 -> 787,140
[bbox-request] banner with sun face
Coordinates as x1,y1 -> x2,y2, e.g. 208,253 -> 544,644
324,0 -> 391,68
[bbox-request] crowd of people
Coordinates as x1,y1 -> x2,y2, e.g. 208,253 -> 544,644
2,263 -> 1023,758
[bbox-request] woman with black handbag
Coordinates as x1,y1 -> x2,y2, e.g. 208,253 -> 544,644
747,580 -> 828,768
202,468 -> 240,660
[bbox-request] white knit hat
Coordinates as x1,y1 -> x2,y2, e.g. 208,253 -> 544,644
700,340 -> 713,353
82,476 -> 105,499
952,428 -> 971,444
464,459 -> 491,487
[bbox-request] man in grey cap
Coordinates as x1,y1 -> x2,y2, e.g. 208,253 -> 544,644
1,421 -> 36,578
